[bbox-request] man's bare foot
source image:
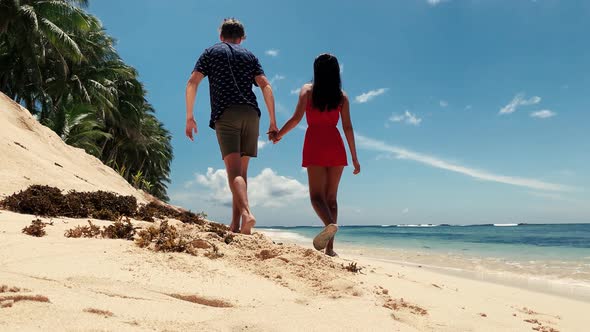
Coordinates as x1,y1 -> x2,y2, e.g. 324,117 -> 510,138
240,214 -> 256,235
325,249 -> 338,257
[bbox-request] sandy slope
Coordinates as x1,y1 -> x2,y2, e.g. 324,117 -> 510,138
0,92 -> 148,203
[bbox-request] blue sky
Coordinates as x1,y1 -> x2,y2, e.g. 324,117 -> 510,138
89,0 -> 590,226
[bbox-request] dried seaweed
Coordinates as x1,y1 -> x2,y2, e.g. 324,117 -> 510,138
342,262 -> 362,273
2,185 -> 63,216
136,221 -> 196,255
136,202 -> 206,225
101,218 -> 135,240
136,202 -> 176,222
1,186 -> 208,229
91,209 -> 120,221
0,186 -> 137,220
177,210 -> 207,225
64,221 -> 102,238
206,222 -> 229,238
22,219 -> 47,237
64,219 -> 135,240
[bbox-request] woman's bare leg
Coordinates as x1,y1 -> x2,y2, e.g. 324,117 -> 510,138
307,166 -> 335,226
325,166 -> 344,255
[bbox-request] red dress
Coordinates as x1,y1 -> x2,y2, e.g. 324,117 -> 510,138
302,99 -> 348,167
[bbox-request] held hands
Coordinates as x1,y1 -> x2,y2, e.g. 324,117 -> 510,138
270,131 -> 282,144
267,123 -> 281,144
185,117 -> 197,141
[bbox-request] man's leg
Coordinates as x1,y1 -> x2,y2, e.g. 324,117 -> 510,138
223,152 -> 256,235
230,156 -> 251,233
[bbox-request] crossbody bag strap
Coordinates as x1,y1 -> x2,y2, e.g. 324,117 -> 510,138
223,42 -> 251,104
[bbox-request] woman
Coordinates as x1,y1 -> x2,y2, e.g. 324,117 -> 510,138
274,54 -> 360,257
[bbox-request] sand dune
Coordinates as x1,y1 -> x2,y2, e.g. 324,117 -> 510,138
0,93 -> 148,203
1,93 -> 588,331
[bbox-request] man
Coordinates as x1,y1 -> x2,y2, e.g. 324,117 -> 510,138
185,18 -> 277,235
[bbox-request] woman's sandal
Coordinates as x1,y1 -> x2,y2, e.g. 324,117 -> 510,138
313,224 -> 338,251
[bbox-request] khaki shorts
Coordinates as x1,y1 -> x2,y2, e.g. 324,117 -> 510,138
215,104 -> 260,159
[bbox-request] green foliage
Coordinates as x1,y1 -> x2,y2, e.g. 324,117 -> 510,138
0,0 -> 173,200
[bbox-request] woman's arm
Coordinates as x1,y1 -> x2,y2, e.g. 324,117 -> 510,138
275,85 -> 309,143
341,93 -> 360,174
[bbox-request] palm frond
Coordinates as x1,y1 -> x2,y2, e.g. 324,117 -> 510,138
39,17 -> 83,62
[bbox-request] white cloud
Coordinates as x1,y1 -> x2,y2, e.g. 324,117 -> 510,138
465,105 -> 472,110
427,0 -> 446,6
354,88 -> 388,103
258,140 -> 268,149
402,208 -> 409,214
439,100 -> 448,108
189,167 -> 308,208
389,110 -> 422,126
270,74 -> 286,84
290,88 -> 301,95
355,133 -> 571,192
499,93 -> 541,115
265,49 -> 279,57
530,110 -> 556,119
339,63 -> 344,74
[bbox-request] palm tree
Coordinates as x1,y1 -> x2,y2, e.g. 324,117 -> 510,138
0,1 -> 174,201
47,97 -> 111,157
0,0 -> 97,115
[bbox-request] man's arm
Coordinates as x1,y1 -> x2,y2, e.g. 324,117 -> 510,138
185,71 -> 205,141
254,74 -> 277,138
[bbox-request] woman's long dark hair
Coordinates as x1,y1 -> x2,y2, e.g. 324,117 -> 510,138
312,54 -> 343,111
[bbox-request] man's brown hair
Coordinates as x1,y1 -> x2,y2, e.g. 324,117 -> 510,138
219,18 -> 245,40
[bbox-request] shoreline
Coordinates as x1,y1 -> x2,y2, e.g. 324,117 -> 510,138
259,229 -> 590,303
